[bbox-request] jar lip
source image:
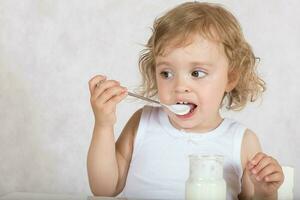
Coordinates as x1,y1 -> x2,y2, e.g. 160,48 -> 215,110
188,154 -> 224,160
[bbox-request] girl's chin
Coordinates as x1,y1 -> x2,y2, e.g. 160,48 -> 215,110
168,116 -> 200,131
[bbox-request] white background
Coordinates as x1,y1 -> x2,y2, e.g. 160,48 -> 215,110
0,0 -> 299,198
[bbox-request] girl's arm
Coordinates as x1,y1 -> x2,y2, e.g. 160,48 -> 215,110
238,130 -> 284,200
238,129 -> 262,199
87,109 -> 141,196
87,124 -> 119,196
87,75 -> 141,196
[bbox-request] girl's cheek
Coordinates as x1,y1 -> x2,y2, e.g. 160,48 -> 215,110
157,86 -> 172,102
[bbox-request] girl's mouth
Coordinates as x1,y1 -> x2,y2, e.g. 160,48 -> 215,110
175,102 -> 197,118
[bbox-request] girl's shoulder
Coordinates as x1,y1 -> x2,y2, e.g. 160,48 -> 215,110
241,129 -> 263,169
119,105 -> 160,143
124,108 -> 144,139
115,108 -> 143,160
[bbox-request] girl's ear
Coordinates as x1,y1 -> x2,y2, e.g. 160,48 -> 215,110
225,70 -> 240,92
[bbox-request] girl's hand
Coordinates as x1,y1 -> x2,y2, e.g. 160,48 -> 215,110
88,75 -> 128,127
247,152 -> 284,199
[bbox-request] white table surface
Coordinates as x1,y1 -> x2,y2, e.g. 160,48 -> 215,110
0,192 -> 128,200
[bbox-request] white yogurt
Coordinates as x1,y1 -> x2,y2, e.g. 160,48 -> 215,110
185,155 -> 226,200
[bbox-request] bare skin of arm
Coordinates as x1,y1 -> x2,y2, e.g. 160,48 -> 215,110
238,129 -> 284,200
86,74 -> 141,196
238,129 -> 262,200
87,108 -> 141,196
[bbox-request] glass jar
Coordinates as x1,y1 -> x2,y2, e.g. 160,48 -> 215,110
185,155 -> 226,200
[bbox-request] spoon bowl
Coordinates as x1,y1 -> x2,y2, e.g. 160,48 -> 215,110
163,104 -> 190,115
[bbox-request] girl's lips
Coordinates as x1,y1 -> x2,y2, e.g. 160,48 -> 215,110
175,102 -> 197,111
175,104 -> 197,119
172,99 -> 198,118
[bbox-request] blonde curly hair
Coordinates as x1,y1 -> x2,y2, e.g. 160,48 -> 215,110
138,1 -> 265,110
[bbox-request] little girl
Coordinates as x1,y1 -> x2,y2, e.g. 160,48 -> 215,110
87,2 -> 284,200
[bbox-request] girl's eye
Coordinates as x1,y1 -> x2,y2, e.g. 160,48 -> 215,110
191,70 -> 206,78
160,71 -> 173,79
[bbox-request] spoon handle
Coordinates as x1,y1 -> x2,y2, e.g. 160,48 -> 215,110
127,92 -> 160,105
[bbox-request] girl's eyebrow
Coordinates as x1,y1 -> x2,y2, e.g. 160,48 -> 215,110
156,61 -> 212,68
155,61 -> 173,68
155,61 -> 213,69
190,61 -> 212,67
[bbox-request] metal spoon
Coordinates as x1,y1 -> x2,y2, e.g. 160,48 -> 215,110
127,92 -> 190,115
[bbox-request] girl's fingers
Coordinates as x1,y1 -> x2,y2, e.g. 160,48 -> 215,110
88,75 -> 107,94
104,90 -> 128,109
264,172 -> 284,183
97,86 -> 127,105
255,163 -> 277,181
251,156 -> 273,175
248,152 -> 284,185
250,152 -> 266,166
91,80 -> 120,100
247,161 -> 255,170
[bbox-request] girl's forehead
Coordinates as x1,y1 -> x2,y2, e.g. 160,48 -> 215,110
156,34 -> 225,60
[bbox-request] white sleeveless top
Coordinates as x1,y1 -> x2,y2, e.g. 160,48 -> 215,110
122,106 -> 246,200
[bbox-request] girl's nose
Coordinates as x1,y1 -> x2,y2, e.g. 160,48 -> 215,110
174,76 -> 191,93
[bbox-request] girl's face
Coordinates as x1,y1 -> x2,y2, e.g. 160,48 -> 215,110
155,35 -> 232,132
